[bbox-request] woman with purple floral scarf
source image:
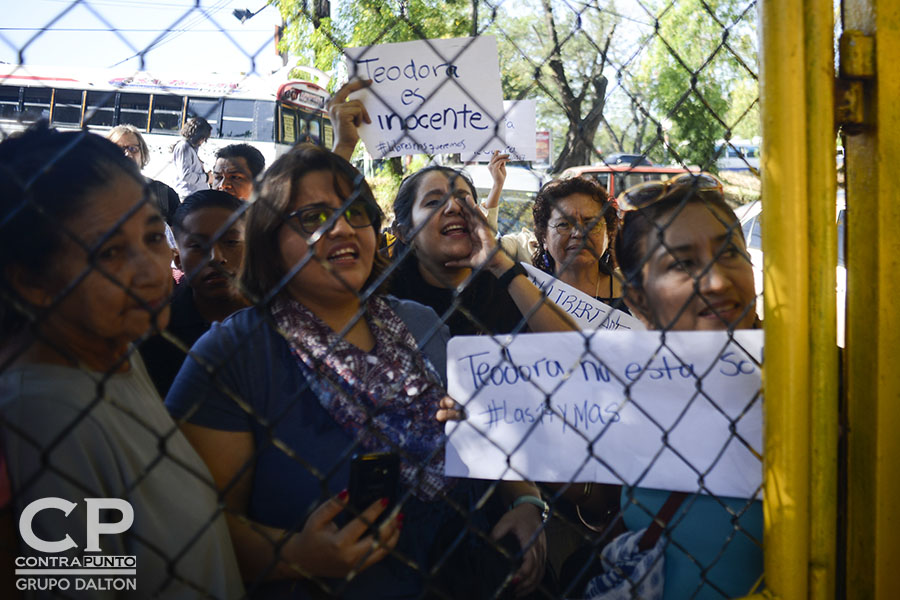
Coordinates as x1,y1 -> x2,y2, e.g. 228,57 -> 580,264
165,144 -> 548,599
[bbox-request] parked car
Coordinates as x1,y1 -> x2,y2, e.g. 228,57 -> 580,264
559,164 -> 696,198
737,193 -> 846,345
600,153 -> 653,167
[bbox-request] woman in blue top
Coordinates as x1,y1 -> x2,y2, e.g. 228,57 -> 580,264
165,143 -> 549,598
610,173 -> 763,599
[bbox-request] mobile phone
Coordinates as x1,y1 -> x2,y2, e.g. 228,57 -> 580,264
347,452 -> 400,521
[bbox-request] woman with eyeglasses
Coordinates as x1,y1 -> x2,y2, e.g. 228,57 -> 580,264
165,144 -> 550,598
531,176 -> 623,307
598,172 -> 762,599
106,124 -> 180,224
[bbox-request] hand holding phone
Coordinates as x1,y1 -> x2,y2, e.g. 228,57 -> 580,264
348,452 -> 400,521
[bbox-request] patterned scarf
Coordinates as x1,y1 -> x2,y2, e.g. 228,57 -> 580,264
271,295 -> 452,501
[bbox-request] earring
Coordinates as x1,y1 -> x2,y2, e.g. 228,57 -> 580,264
542,251 -> 551,270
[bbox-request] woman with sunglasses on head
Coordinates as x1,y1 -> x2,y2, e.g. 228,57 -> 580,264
165,144 -> 550,598
531,176 -> 624,307
606,173 -> 762,599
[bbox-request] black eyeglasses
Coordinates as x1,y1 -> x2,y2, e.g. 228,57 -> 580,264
617,172 -> 723,211
285,200 -> 378,236
119,145 -> 140,155
549,217 -> 606,236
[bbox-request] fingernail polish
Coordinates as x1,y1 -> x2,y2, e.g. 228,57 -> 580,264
396,513 -> 405,525
380,497 -> 389,507
338,489 -> 349,501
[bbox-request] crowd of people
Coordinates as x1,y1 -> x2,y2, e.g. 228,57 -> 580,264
0,78 -> 763,599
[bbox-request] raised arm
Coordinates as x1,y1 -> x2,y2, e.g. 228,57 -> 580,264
327,79 -> 373,161
445,197 -> 576,333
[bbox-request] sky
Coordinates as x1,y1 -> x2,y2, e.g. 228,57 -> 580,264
0,0 -> 288,77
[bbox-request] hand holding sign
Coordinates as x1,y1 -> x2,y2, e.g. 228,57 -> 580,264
327,79 -> 373,160
344,37 -> 506,158
444,330 -> 763,499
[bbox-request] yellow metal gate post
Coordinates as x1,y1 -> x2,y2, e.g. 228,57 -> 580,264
760,0 -> 838,598
842,1 -> 900,597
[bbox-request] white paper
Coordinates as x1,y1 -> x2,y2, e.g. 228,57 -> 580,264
445,330 -> 763,499
344,36 -> 506,158
471,100 -> 537,162
522,263 -> 645,331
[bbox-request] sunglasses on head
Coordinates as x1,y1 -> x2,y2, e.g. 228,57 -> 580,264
617,172 -> 723,212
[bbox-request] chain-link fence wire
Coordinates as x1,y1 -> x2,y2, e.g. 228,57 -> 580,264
0,0 -> 764,598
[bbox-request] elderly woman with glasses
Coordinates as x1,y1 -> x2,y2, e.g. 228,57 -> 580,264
165,143 -> 550,598
531,176 -> 623,306
106,124 -> 180,224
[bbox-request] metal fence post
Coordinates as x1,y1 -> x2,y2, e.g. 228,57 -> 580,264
760,0 -> 840,597
842,0 -> 900,597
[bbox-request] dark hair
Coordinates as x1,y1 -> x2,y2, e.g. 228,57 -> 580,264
391,166 -> 477,254
239,144 -> 385,303
107,124 -> 150,168
215,143 -> 266,178
0,122 -> 143,334
181,117 -> 212,146
614,184 -> 739,289
171,189 -> 247,235
531,176 -> 618,275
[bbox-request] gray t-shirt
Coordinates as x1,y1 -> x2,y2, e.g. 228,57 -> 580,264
0,356 -> 244,598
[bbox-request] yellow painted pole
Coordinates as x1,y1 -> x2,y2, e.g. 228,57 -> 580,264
760,0 -> 811,598
804,1 -> 838,599
842,1 -> 900,597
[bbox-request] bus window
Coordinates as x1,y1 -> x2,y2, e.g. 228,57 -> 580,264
0,85 -> 22,120
23,88 -> 51,122
280,107 -> 297,144
84,91 -> 115,127
187,97 -> 221,134
255,100 -> 275,142
221,99 -> 274,141
151,94 -> 182,132
119,92 -> 150,130
308,119 -> 321,145
323,121 -> 333,149
221,98 -> 254,139
52,89 -> 83,126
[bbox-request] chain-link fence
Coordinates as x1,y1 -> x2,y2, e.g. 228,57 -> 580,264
0,1 -> 766,598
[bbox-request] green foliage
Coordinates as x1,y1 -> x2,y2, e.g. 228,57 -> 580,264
631,0 -> 759,168
277,0 -> 472,85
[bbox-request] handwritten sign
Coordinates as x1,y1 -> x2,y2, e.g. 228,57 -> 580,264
470,100 -> 537,162
344,37 -> 505,158
522,263 -> 645,331
445,330 -> 763,499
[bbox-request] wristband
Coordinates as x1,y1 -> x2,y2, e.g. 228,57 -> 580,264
496,262 -> 527,289
510,494 -> 550,523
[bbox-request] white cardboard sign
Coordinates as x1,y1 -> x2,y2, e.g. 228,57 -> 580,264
445,330 -> 763,499
522,263 -> 645,331
471,100 -> 537,162
344,36 -> 506,159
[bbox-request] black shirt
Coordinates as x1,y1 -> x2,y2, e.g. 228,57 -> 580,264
139,281 -> 212,397
388,256 -> 526,336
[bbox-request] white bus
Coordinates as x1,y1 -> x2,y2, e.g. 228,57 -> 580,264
0,65 -> 332,186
